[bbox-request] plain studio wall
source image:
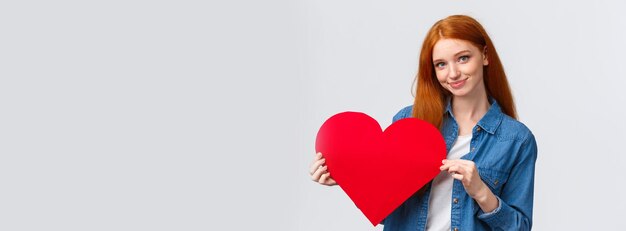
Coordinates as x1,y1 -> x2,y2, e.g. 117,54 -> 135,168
1,1 -> 624,230
297,1 -> 626,230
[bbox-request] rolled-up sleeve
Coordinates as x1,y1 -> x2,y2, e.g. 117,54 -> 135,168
477,134 -> 538,230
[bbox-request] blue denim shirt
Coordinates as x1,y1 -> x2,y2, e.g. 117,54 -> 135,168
382,99 -> 538,231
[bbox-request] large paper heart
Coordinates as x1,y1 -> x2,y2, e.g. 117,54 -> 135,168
315,112 -> 446,226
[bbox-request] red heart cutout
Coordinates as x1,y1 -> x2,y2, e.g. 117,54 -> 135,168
315,112 -> 446,226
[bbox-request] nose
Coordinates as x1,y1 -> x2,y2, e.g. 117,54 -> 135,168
448,64 -> 461,80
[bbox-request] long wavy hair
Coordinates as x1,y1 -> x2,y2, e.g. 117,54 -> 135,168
412,15 -> 517,128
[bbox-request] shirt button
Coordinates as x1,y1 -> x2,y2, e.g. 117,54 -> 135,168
476,127 -> 481,131
453,198 -> 459,204
454,228 -> 459,231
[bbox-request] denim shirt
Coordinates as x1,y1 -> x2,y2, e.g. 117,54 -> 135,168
382,99 -> 538,231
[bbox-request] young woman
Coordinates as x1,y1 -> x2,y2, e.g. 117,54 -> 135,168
309,15 -> 537,231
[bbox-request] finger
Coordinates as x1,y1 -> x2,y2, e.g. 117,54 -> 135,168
440,164 -> 449,171
447,165 -> 459,174
309,157 -> 326,175
319,172 -> 330,184
447,166 -> 463,179
440,161 -> 463,171
441,160 -> 476,173
443,159 -> 464,166
448,165 -> 467,175
450,172 -> 464,181
322,172 -> 337,186
311,165 -> 328,182
440,160 -> 454,171
448,159 -> 475,169
326,177 -> 337,185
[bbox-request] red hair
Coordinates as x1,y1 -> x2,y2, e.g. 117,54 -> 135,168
412,15 -> 517,128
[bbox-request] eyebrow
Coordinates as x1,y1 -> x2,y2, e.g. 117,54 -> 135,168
432,50 -> 472,63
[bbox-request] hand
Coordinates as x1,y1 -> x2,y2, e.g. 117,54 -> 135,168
309,152 -> 337,186
440,159 -> 498,213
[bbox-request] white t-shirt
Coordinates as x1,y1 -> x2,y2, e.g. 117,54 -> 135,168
425,134 -> 472,231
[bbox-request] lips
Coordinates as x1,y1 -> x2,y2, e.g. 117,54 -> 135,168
449,78 -> 468,89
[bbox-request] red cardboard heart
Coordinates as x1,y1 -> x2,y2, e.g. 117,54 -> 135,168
315,112 -> 446,226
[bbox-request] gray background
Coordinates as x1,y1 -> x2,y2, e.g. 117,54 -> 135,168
1,0 -> 624,230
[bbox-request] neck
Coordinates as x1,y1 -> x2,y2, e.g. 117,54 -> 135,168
451,92 -> 490,123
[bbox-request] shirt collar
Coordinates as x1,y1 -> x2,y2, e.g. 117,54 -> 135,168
444,96 -> 504,134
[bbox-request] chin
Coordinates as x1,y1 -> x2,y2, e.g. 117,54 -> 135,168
448,88 -> 470,97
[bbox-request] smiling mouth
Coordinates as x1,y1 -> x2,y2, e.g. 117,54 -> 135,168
448,77 -> 469,89
448,77 -> 469,85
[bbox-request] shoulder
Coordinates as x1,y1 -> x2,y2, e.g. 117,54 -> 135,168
392,105 -> 414,123
497,114 -> 537,148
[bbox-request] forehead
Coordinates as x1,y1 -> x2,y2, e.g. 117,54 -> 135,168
432,38 -> 478,59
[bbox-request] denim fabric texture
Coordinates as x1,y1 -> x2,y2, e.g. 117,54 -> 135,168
382,99 -> 538,231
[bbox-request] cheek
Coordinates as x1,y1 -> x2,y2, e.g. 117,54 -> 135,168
435,73 -> 449,89
434,70 -> 447,83
461,61 -> 483,76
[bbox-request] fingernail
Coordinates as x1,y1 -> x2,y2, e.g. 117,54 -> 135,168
442,159 -> 447,164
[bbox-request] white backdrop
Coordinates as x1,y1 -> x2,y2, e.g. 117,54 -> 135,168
1,1 -> 625,230
298,1 -> 626,230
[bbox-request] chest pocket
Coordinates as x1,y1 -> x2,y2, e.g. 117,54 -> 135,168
478,167 -> 509,196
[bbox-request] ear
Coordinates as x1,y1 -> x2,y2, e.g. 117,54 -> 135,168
482,46 -> 489,66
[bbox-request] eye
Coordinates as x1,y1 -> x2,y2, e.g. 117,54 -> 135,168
458,55 -> 470,63
435,62 -> 446,69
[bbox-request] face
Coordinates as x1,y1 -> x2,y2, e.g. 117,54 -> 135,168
431,38 -> 489,98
